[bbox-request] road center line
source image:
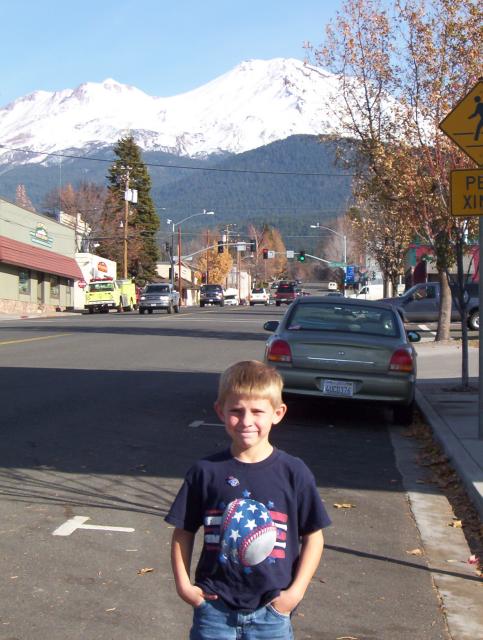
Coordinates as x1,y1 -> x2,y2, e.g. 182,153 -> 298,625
0,333 -> 71,347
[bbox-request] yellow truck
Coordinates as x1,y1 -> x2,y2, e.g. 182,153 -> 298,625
85,277 -> 137,314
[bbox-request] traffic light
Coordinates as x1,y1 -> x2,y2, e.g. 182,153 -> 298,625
249,239 -> 256,252
298,250 -> 306,262
217,240 -> 224,254
262,248 -> 268,260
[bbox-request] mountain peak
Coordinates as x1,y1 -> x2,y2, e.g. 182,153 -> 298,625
0,57 -> 345,164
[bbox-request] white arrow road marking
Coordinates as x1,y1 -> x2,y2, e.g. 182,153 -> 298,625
188,421 -> 224,428
52,516 -> 135,536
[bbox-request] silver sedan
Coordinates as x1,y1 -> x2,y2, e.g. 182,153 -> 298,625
263,296 -> 420,424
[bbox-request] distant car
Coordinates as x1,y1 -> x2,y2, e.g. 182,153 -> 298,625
200,284 -> 225,307
249,287 -> 269,306
224,288 -> 239,306
328,281 -> 338,291
274,282 -> 302,306
268,282 -> 279,304
263,296 -> 420,424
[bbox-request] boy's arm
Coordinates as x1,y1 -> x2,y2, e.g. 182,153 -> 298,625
171,527 -> 218,607
271,529 -> 325,614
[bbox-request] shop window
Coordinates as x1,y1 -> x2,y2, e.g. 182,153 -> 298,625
19,270 -> 30,295
50,275 -> 60,299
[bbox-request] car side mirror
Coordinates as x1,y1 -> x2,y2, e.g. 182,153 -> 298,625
407,330 -> 421,342
263,321 -> 279,332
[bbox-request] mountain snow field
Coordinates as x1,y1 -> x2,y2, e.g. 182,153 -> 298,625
0,58 -> 349,164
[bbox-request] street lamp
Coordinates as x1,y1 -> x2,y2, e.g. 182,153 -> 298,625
309,224 -> 347,265
166,210 -> 215,304
310,223 -> 347,294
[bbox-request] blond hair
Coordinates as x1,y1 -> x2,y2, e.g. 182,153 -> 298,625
217,360 -> 284,409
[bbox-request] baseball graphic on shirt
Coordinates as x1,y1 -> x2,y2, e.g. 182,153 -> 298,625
219,498 -> 277,566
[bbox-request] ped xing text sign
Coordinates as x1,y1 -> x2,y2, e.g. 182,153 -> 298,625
439,79 -> 483,165
451,169 -> 483,216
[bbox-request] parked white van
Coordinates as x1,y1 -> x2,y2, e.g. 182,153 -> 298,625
349,284 -> 384,300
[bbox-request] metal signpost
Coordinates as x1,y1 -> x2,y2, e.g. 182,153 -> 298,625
439,78 -> 483,438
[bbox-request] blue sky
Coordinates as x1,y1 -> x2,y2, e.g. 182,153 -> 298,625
1,0 -> 342,107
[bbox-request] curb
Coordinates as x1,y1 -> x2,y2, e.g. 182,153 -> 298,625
415,388 -> 483,521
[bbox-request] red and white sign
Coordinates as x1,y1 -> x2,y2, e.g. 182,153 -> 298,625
78,279 -> 87,289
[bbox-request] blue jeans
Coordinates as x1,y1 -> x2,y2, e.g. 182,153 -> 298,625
190,598 -> 294,640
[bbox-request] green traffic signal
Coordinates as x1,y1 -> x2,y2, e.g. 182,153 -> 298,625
298,250 -> 306,262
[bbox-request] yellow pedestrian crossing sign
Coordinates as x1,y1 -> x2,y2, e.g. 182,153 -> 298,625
451,168 -> 483,216
439,79 -> 483,165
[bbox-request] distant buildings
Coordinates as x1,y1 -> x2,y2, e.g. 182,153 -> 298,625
0,198 -> 82,315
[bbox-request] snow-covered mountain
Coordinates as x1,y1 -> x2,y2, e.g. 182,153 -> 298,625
0,58 -> 345,165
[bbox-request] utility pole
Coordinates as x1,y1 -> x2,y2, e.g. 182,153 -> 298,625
122,168 -> 137,280
205,229 -> 210,283
178,226 -> 182,305
123,170 -> 130,279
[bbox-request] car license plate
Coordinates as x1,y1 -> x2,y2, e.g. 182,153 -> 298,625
151,303 -> 157,306
321,379 -> 353,397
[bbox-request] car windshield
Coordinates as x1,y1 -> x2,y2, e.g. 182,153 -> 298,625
252,288 -> 265,294
202,286 -> 221,292
88,282 -> 114,292
146,285 -> 170,294
277,284 -> 294,292
287,303 -> 399,337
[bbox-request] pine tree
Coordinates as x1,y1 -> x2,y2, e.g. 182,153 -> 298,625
105,136 -> 160,283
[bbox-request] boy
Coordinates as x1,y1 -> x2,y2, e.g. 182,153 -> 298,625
165,360 -> 331,639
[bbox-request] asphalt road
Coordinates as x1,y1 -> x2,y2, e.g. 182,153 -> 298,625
0,306 -> 451,639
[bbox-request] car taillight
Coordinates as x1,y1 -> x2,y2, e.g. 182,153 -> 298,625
389,348 -> 414,372
267,339 -> 292,363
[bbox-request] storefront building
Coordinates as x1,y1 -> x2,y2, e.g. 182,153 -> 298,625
0,198 -> 82,315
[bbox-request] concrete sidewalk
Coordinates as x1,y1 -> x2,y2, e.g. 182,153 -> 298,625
414,341 -> 482,520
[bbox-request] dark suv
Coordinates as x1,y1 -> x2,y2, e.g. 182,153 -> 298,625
200,284 -> 225,307
274,282 -> 302,306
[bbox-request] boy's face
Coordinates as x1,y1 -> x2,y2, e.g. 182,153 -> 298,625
215,393 -> 287,457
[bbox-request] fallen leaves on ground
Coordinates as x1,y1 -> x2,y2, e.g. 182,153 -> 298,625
333,503 -> 356,509
404,415 -> 483,576
137,567 -> 154,575
406,548 -> 424,556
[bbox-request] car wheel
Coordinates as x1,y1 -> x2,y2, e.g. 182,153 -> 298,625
148,309 -> 153,314
250,302 -> 254,306
393,402 -> 414,426
468,310 -> 479,331
200,302 -> 205,307
88,307 -> 94,314
167,303 -> 173,314
276,301 -> 281,307
139,308 -> 145,314
220,300 -> 225,307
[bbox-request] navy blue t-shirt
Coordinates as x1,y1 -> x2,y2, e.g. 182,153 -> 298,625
165,448 -> 331,611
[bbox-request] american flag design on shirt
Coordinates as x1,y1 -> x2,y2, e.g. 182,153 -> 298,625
203,495 -> 288,571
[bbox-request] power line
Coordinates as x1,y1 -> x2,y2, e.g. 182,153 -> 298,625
0,144 -> 355,178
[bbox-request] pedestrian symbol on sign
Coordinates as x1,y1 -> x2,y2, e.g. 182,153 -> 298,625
469,96 -> 483,141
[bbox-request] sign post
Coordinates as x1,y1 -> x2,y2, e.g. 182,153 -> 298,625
440,78 -> 483,439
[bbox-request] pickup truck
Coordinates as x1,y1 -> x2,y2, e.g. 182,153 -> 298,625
381,282 -> 479,330
274,282 -> 303,306
138,283 -> 180,314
